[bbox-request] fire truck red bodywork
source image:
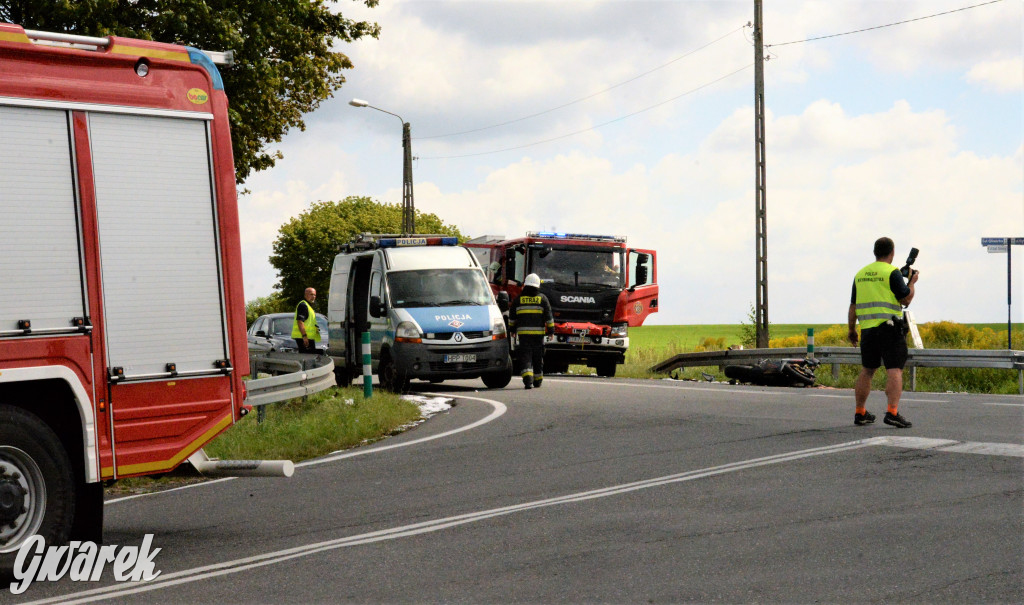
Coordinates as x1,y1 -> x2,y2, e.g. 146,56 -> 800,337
0,24 -> 247,553
466,232 -> 658,376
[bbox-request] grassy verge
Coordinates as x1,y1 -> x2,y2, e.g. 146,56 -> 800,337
108,387 -> 422,496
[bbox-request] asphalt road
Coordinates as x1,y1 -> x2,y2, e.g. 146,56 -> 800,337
10,377 -> 1023,604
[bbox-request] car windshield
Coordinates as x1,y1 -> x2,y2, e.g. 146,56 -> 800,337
529,248 -> 622,288
270,318 -> 292,336
388,269 -> 493,308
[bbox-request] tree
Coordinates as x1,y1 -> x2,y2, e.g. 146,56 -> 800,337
0,0 -> 380,183
270,197 -> 464,312
245,292 -> 290,327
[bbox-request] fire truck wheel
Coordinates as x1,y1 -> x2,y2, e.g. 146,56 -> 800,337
481,368 -> 512,389
595,361 -> 617,378
378,355 -> 409,393
0,405 -> 75,568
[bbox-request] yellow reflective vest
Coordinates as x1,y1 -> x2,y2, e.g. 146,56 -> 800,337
291,300 -> 321,341
853,261 -> 903,330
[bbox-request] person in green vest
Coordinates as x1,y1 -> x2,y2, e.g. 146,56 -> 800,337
847,237 -> 919,428
292,287 -> 321,354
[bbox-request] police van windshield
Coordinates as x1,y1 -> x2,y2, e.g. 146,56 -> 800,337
529,248 -> 623,288
387,269 -> 493,308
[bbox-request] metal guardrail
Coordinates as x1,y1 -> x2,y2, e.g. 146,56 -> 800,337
651,347 -> 1024,394
245,350 -> 336,408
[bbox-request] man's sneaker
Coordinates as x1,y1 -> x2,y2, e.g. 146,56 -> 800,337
854,411 -> 876,426
884,412 -> 912,428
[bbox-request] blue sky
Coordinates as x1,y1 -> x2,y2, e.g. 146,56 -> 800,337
239,0 -> 1023,326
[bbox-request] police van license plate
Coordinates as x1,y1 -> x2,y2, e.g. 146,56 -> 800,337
444,354 -> 476,363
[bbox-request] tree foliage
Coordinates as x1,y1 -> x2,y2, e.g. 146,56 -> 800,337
0,0 -> 380,182
245,292 -> 291,327
270,197 -> 465,313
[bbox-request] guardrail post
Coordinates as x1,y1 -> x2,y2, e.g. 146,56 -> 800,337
832,363 -> 839,381
806,328 -> 814,359
910,366 -> 917,392
362,332 -> 373,398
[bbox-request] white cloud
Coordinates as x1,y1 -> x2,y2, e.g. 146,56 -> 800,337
967,56 -> 1024,92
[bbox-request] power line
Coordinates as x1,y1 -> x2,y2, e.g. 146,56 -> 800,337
420,63 -> 753,160
767,0 -> 1005,47
416,24 -> 749,140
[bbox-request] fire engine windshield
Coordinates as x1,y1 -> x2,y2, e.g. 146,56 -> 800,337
529,248 -> 623,288
387,269 -> 493,308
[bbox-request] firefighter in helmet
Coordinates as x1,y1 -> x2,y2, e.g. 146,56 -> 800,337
509,273 -> 554,389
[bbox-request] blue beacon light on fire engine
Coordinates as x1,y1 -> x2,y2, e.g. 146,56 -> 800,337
527,231 -> 626,243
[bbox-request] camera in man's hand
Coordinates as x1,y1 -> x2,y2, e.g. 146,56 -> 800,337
900,247 -> 919,280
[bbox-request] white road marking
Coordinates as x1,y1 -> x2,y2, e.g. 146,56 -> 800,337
982,401 -> 1024,407
553,378 -> 792,395
31,435 -> 1023,604
296,393 -> 506,468
106,394 -> 506,505
27,439 -> 876,605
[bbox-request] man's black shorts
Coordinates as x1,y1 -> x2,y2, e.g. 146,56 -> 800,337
860,323 -> 908,370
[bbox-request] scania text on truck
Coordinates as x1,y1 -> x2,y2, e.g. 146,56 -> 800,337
0,25 -> 251,565
465,232 -> 658,377
327,234 -> 513,391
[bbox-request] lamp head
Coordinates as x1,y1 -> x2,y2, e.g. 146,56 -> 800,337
349,98 -> 369,107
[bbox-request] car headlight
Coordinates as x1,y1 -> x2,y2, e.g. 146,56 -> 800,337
395,321 -> 422,343
610,322 -> 628,338
491,317 -> 507,339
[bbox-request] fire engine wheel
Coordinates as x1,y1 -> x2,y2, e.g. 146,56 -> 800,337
595,361 -> 617,378
0,406 -> 75,565
546,361 -> 569,375
378,355 -> 409,393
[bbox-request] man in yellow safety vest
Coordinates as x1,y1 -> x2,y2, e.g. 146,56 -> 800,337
292,287 -> 321,354
847,237 -> 919,428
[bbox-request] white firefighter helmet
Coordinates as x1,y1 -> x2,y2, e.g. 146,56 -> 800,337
524,273 -> 541,288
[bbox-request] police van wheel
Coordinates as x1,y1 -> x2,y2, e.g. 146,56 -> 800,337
378,355 -> 409,393
0,405 -> 75,571
481,368 -> 512,389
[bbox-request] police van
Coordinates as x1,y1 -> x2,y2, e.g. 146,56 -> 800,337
327,234 -> 513,391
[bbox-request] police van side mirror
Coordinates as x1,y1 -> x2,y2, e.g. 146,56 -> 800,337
496,291 -> 509,312
369,296 -> 386,318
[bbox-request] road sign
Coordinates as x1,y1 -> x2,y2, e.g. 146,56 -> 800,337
982,237 -> 1024,246
988,245 -> 1008,253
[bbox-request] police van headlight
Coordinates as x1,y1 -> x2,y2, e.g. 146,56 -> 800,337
395,321 -> 422,343
610,322 -> 628,338
491,318 -> 507,339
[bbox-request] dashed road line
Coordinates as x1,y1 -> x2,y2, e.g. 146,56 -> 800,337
31,435 -> 1022,604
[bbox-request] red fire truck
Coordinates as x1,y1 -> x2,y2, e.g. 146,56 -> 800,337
466,232 -> 658,377
0,25 -> 250,563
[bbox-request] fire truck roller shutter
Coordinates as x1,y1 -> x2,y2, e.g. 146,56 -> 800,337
89,113 -> 228,378
0,106 -> 86,334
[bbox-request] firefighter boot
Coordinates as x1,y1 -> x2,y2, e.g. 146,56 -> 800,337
534,375 -> 543,388
522,371 -> 534,390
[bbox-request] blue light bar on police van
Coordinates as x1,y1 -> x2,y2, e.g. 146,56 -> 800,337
526,231 -> 626,243
377,236 -> 459,248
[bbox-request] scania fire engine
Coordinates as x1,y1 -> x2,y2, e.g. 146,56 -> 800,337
466,232 -> 658,377
0,25 -> 253,566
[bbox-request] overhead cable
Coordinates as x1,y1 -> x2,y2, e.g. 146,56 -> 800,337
416,23 -> 749,140
419,63 -> 753,160
767,0 -> 1005,47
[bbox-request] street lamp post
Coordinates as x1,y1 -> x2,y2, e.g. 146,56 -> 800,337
349,98 -> 415,234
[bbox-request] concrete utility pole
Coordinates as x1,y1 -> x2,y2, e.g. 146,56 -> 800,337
350,99 -> 416,234
753,0 -> 769,348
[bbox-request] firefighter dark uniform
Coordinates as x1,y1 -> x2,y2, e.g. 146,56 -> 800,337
509,274 -> 554,389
